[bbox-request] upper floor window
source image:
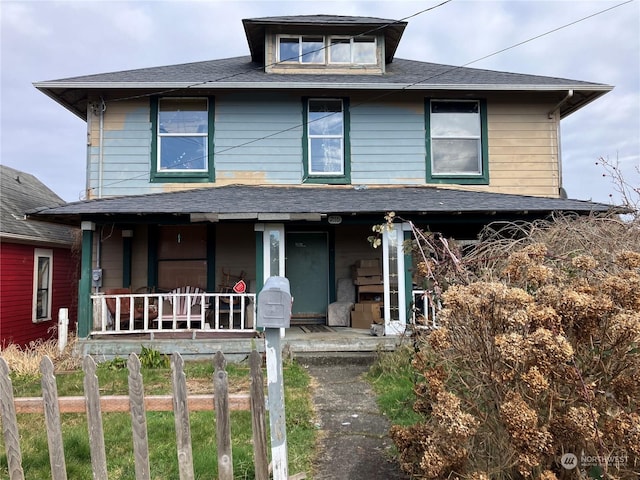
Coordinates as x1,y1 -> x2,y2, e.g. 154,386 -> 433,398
278,35 -> 377,66
303,98 -> 351,184
151,97 -> 215,183
329,37 -> 376,64
33,248 -> 53,322
426,99 -> 489,185
279,35 -> 325,63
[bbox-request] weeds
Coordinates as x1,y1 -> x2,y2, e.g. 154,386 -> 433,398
0,336 -> 80,376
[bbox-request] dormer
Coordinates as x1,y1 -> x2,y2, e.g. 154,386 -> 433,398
242,15 -> 407,75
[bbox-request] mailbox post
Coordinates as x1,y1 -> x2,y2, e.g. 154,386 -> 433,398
257,276 -> 291,480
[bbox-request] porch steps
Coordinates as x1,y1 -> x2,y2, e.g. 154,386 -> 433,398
76,327 -> 409,363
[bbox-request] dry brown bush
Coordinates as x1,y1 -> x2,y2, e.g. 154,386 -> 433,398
0,336 -> 81,376
391,214 -> 640,479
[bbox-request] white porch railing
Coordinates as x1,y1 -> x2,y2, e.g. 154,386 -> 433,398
91,292 -> 256,335
411,290 -> 439,327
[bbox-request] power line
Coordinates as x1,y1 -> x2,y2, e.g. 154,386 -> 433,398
86,0 -> 632,195
113,0 -> 454,104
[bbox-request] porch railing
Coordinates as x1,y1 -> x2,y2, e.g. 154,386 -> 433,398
411,289 -> 439,327
92,292 -> 256,335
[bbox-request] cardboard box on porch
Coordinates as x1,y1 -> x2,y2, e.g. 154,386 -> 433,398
355,259 -> 380,269
353,275 -> 382,286
351,310 -> 373,329
351,301 -> 382,328
352,266 -> 382,277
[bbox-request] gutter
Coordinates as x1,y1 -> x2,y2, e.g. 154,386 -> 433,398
548,89 -> 573,119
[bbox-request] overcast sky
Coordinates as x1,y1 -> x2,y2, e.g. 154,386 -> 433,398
1,0 -> 638,206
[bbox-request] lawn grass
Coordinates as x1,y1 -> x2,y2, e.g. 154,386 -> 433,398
366,345 -> 423,427
0,356 -> 316,479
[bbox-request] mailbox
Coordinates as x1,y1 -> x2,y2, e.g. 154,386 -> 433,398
257,276 -> 292,328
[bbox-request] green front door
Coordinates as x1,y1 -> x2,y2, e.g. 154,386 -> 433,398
285,232 -> 329,323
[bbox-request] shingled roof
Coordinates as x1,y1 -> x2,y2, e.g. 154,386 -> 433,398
28,185 -> 616,225
35,57 -> 611,121
1,165 -> 76,245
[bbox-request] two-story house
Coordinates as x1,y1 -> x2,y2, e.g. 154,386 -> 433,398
29,15 -> 614,356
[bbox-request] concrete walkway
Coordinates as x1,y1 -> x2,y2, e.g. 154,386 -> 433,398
298,354 -> 409,480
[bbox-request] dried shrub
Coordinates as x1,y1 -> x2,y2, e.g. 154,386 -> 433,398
390,215 -> 640,479
0,336 -> 80,376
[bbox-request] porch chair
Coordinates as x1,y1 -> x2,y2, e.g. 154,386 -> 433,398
163,286 -> 206,327
104,288 -> 158,330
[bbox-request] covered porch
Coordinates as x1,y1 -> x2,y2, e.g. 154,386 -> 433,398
28,184 -> 614,353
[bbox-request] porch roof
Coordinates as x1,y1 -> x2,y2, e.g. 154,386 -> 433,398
27,185 -> 617,225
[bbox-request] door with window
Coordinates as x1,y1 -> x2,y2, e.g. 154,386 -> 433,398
285,232 -> 329,323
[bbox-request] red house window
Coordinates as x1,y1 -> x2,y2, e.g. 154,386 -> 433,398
33,248 -> 53,322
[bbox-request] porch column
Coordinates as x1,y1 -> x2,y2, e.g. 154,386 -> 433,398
403,223 -> 413,329
254,225 -> 264,291
78,221 -> 95,338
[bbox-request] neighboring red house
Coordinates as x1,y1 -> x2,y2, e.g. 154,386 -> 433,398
0,165 -> 79,347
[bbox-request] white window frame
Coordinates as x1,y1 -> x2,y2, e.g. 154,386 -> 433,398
262,224 -> 286,278
277,35 -> 326,64
307,98 -> 345,176
157,97 -> 208,173
429,99 -> 482,176
32,248 -> 53,322
328,36 -> 377,64
382,225 -> 407,335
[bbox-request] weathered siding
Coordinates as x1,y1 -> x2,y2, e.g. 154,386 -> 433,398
485,101 -> 560,196
94,227 -> 124,290
89,93 -> 561,199
0,242 -> 78,347
214,94 -> 303,185
88,100 -> 154,198
350,99 -> 426,184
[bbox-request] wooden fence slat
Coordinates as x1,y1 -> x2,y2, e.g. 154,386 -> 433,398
249,350 -> 269,480
82,356 -> 108,480
0,357 -> 25,480
40,356 -> 67,480
213,351 -> 233,480
11,393 -> 251,414
127,353 -> 151,480
171,353 -> 195,480
2,351 -> 270,480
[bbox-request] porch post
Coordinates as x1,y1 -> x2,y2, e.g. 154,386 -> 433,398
254,224 -> 264,290
403,223 -> 413,328
78,221 -> 95,338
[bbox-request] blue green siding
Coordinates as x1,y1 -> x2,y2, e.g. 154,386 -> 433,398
88,94 -> 460,196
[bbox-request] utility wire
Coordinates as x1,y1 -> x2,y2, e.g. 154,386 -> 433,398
85,0 -> 632,195
113,0 -> 453,103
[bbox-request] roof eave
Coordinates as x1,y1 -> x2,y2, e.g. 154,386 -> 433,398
34,80 -> 612,123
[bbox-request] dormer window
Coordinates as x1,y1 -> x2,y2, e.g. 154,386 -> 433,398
243,15 -> 407,75
279,35 -> 325,63
276,35 -> 377,66
329,37 -> 376,64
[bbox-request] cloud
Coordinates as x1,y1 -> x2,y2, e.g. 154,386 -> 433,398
0,0 -> 637,204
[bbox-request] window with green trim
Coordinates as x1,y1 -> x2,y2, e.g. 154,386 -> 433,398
303,98 -> 351,184
151,97 -> 215,183
426,99 -> 488,185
